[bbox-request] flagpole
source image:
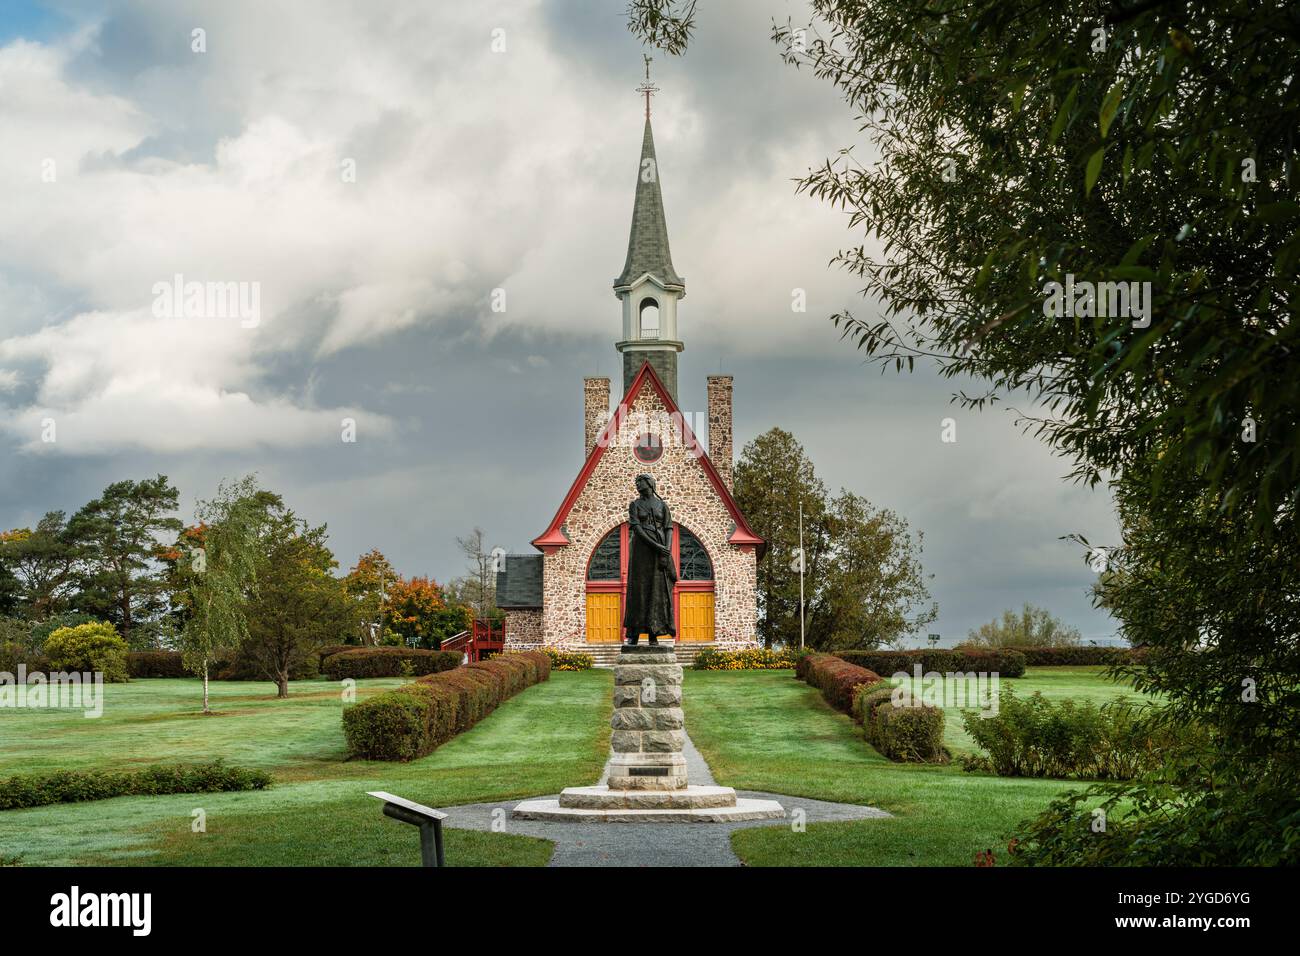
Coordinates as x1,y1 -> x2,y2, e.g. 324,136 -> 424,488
799,500 -> 805,649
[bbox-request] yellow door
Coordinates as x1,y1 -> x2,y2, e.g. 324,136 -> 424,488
585,592 -> 623,643
677,591 -> 715,642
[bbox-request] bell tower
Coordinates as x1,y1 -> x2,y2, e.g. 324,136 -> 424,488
614,57 -> 684,401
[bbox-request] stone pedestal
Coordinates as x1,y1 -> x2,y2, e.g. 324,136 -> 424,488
607,645 -> 689,789
512,644 -> 784,823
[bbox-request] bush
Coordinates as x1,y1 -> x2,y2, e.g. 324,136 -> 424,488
0,641 -> 48,677
959,687 -> 1196,780
1013,645 -> 1147,667
544,647 -> 594,671
322,647 -> 462,680
316,643 -> 360,668
42,622 -> 129,683
835,648 -> 1027,679
870,697 -> 947,763
126,651 -> 189,678
342,651 -> 551,760
0,761 -> 271,810
693,647 -> 797,670
797,652 -> 882,713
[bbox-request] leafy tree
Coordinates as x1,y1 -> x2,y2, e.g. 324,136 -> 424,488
0,514 -> 81,620
735,428 -> 934,650
177,477 -> 265,714
383,575 -> 466,649
241,505 -> 353,698
810,491 -> 937,650
344,549 -> 396,645
965,603 -> 1084,649
733,428 -> 828,648
67,476 -> 181,646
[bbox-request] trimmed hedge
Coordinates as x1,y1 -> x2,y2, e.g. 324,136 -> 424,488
127,651 -> 189,678
322,647 -> 463,680
0,761 -> 272,810
1013,645 -> 1146,667
854,684 -> 947,762
796,652 -> 882,713
342,651 -> 551,761
126,649 -> 323,681
835,648 -> 1027,679
693,647 -> 797,670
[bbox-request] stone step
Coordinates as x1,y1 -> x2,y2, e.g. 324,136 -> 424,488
575,640 -> 717,669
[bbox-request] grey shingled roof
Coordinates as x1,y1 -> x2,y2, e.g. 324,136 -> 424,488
613,117 -> 684,290
495,554 -> 543,609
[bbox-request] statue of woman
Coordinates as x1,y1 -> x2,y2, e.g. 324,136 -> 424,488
623,474 -> 677,646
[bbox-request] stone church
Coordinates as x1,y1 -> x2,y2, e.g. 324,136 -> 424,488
498,108 -> 763,660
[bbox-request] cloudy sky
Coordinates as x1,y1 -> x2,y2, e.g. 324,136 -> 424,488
0,0 -> 1122,644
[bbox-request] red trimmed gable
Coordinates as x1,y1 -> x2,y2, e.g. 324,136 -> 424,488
531,361 -> 763,553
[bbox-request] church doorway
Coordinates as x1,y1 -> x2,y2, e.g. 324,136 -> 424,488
583,522 -> 716,643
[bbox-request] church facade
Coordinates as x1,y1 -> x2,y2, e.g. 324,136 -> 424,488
498,109 -> 762,655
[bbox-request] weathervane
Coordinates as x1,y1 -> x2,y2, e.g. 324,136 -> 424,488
636,54 -> 659,120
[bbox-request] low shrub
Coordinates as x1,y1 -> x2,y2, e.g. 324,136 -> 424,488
1013,645 -> 1147,667
126,651 -> 189,678
0,761 -> 272,810
0,641 -> 48,677
797,652 -> 882,713
872,699 -> 947,763
43,622 -> 129,682
960,687 -> 1197,780
544,647 -> 594,671
316,643 -> 360,668
342,651 -> 551,760
693,646 -> 797,670
322,647 -> 462,680
852,684 -> 896,725
836,648 -> 1027,679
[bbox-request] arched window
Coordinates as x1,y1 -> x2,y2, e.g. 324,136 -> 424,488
677,527 -> 713,581
639,297 -> 660,339
587,527 -> 622,580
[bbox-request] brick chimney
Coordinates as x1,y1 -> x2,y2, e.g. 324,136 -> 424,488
584,377 -> 611,459
707,375 -> 734,492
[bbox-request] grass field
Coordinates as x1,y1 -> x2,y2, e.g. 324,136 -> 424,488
684,666 -> 1146,867
0,671 -> 612,866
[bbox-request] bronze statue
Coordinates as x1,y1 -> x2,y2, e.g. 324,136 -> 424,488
624,474 -> 677,646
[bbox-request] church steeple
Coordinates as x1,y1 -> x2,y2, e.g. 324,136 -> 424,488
614,58 -> 684,402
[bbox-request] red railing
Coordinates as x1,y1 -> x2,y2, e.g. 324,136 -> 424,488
439,620 -> 505,663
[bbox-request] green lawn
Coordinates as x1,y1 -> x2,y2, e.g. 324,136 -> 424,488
684,666 -> 1145,867
0,671 -> 612,866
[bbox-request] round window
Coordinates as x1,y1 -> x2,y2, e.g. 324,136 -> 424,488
633,432 -> 663,463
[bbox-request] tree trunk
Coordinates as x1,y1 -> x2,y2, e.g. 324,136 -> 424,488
276,670 -> 289,699
202,659 -> 210,714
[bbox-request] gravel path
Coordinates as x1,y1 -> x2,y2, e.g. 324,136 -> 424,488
438,732 -> 890,867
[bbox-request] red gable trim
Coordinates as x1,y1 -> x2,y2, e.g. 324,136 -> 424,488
531,361 -> 764,553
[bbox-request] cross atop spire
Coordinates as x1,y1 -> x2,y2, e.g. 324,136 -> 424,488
635,54 -> 659,120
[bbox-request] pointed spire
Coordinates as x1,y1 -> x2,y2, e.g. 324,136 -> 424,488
614,115 -> 684,290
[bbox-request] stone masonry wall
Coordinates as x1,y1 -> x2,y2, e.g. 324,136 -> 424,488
502,609 -> 543,649
583,377 -> 610,460
706,375 -> 734,494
